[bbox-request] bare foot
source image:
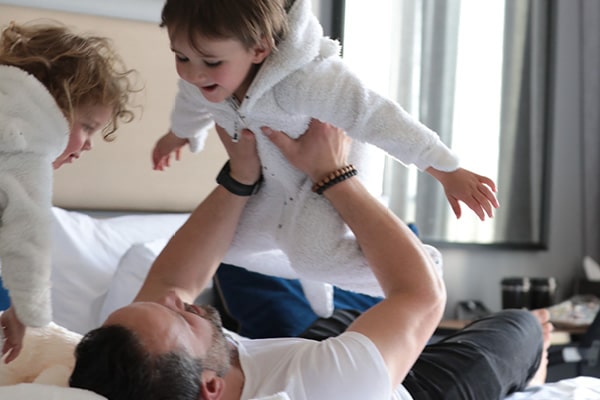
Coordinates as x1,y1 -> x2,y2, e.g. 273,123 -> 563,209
527,309 -> 553,387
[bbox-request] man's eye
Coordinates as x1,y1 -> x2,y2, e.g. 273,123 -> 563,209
175,54 -> 189,62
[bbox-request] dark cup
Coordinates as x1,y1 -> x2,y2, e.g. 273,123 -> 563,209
501,277 -> 531,309
530,277 -> 558,309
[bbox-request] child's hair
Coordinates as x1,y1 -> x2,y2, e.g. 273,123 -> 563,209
160,0 -> 294,53
0,21 -> 138,139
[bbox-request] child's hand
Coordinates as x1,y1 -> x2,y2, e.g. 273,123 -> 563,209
0,306 -> 26,363
428,167 -> 499,220
152,130 -> 189,171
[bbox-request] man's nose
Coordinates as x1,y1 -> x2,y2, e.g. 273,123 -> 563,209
160,291 -> 184,309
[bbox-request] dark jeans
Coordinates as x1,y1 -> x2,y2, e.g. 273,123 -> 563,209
403,310 -> 543,400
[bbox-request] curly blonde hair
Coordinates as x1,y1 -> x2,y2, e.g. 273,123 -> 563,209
0,21 -> 138,139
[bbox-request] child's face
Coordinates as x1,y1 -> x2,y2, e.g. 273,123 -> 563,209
53,103 -> 113,169
169,29 -> 270,103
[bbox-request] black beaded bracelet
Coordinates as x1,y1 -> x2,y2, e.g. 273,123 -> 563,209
311,165 -> 358,195
216,160 -> 263,196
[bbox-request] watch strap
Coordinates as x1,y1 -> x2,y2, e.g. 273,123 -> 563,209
216,160 -> 262,196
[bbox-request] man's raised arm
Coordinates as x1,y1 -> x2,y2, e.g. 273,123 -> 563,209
263,121 -> 447,388
135,126 -> 262,304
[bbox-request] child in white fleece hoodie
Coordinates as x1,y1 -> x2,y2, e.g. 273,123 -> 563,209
0,21 -> 137,363
151,0 -> 498,317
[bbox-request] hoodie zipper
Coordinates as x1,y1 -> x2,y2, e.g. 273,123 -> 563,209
226,96 -> 246,143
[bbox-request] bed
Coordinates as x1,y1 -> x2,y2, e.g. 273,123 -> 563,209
0,207 -> 598,399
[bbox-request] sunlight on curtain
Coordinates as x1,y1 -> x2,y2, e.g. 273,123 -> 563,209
343,0 -> 506,243
447,1 -> 504,242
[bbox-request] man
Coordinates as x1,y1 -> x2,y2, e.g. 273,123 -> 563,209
70,121 -> 550,399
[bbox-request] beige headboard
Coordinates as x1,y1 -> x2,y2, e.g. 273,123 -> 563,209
1,5 -> 226,212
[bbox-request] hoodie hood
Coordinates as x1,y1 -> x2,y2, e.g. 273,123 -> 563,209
243,0 -> 341,108
0,65 -> 69,159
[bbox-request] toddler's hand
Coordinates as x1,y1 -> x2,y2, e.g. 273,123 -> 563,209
428,167 -> 499,220
152,130 -> 189,171
0,306 -> 26,363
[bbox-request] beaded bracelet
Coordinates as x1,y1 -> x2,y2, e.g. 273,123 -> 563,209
311,164 -> 358,195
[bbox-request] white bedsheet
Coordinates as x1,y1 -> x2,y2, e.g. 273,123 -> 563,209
505,376 -> 600,399
1,377 -> 600,400
0,383 -> 105,399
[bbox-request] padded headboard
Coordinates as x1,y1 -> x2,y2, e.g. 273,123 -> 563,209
1,4 -> 227,212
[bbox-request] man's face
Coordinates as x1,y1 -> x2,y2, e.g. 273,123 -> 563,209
104,291 -> 230,374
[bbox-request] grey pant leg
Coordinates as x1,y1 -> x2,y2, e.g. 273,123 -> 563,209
403,310 -> 543,400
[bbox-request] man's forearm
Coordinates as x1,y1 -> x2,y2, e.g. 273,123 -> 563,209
135,185 -> 250,303
323,178 -> 440,298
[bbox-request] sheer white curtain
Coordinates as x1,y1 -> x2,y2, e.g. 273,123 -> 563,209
378,0 -> 467,241
376,0 -> 553,245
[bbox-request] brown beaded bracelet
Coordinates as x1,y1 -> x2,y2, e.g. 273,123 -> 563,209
311,164 -> 358,195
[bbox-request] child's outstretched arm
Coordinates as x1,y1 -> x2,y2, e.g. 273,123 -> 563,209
427,167 -> 499,220
152,130 -> 189,171
151,79 -> 216,172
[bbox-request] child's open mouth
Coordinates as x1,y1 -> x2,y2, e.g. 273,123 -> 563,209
202,84 -> 218,92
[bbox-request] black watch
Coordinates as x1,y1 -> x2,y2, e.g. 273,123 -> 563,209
216,160 -> 263,196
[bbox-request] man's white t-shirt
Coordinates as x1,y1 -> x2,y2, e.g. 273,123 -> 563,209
234,331 -> 413,400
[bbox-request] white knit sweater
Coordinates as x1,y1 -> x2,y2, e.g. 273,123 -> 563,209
0,65 -> 69,327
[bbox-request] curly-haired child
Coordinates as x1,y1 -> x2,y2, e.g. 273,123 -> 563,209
0,20 -> 138,363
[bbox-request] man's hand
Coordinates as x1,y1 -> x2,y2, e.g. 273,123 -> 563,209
261,120 -> 351,183
215,125 -> 261,185
0,306 -> 26,363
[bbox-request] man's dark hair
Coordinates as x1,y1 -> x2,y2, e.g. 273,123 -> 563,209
69,325 -> 204,400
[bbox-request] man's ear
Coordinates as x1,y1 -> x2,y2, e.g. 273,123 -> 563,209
251,37 -> 272,64
200,371 -> 225,400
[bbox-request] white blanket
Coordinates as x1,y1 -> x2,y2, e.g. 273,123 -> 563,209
1,378 -> 600,400
0,383 -> 104,399
505,376 -> 600,399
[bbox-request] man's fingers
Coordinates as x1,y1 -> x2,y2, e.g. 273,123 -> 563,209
262,127 -> 295,156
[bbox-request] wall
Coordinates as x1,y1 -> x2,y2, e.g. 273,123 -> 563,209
0,2 -> 589,316
0,4 -> 227,212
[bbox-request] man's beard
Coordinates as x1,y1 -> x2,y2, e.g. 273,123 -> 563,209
199,304 -> 231,376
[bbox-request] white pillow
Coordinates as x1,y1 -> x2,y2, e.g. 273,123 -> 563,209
0,383 -> 105,399
50,207 -> 189,334
99,238 -> 214,325
98,238 -> 167,324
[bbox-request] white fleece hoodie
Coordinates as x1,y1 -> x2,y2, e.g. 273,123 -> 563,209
0,65 -> 69,327
169,0 -> 451,316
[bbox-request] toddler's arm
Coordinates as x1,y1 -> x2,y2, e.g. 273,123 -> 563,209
0,175 -> 53,363
152,130 -> 188,171
152,80 -> 215,170
279,58 -> 499,219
